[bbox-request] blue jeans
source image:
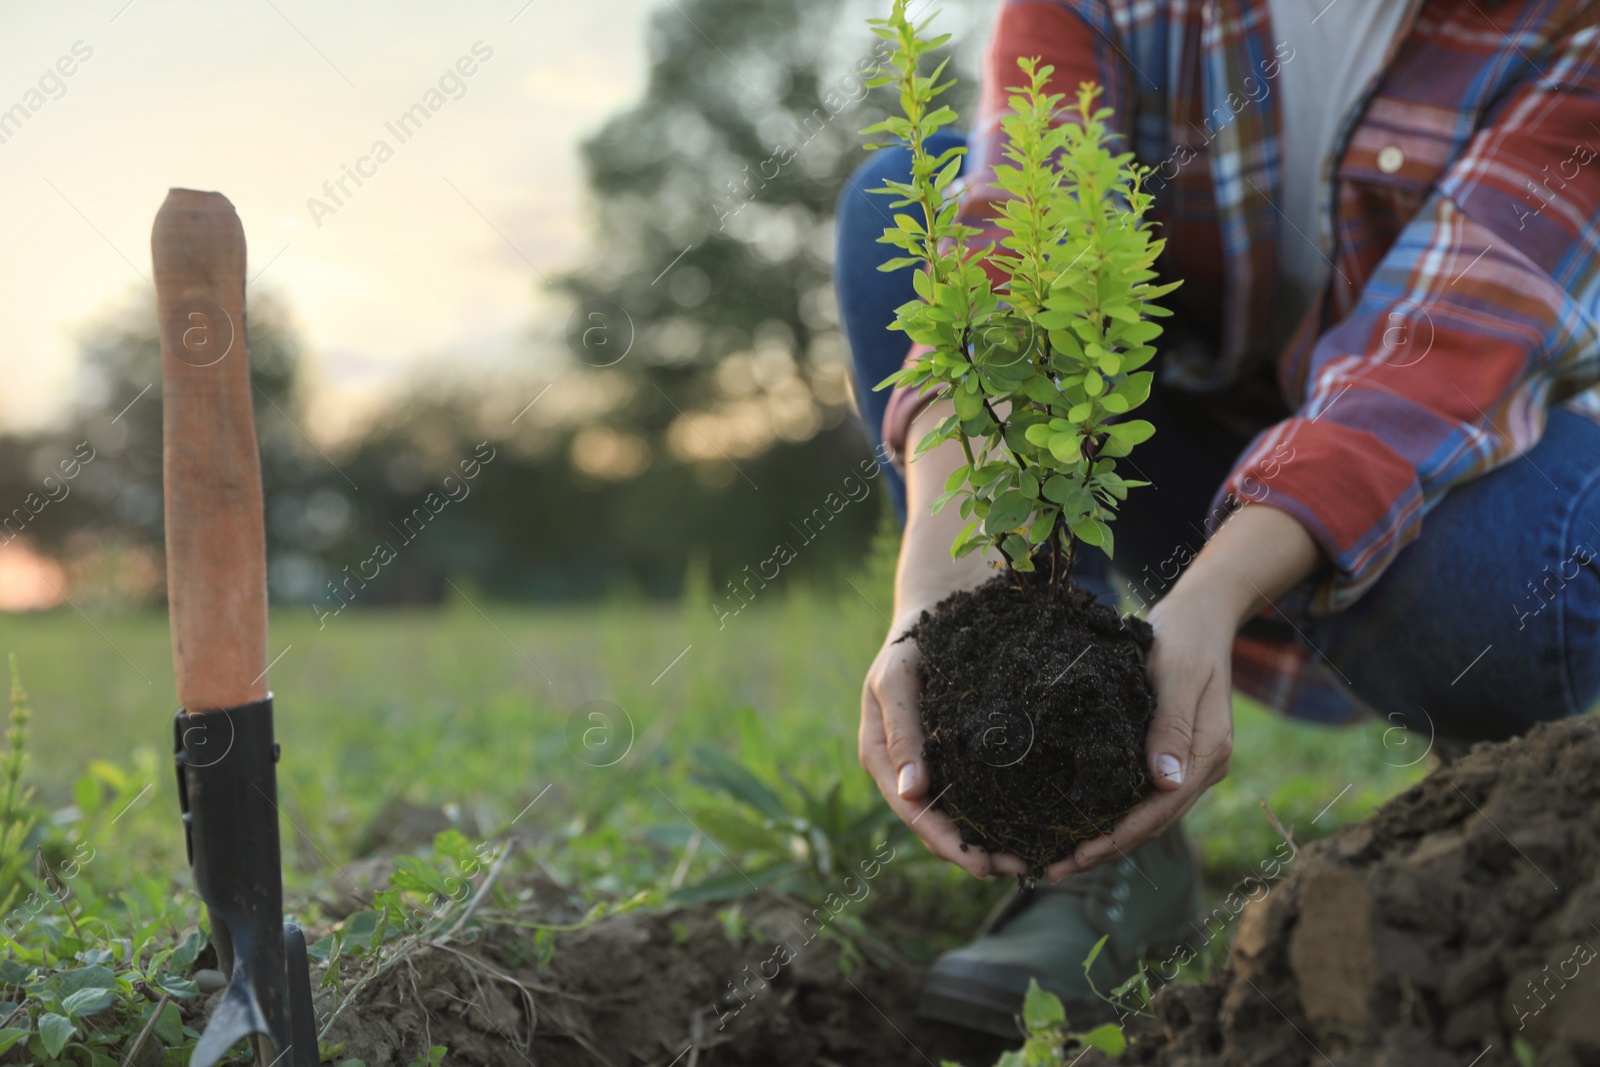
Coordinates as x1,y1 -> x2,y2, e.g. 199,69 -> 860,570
836,138 -> 1600,739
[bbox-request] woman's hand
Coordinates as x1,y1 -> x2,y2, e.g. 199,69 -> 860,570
859,614 -> 1031,879
1041,504 -> 1324,884
860,399 -> 1033,877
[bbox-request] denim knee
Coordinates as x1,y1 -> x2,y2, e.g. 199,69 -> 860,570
1305,408 -> 1600,740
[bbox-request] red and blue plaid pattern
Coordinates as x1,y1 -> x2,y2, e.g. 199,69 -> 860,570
883,0 -> 1600,720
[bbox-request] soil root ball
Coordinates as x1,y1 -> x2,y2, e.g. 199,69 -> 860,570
908,572 -> 1157,877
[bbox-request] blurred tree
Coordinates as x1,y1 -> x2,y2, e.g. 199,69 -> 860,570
562,0 -> 982,458
0,295 -> 345,605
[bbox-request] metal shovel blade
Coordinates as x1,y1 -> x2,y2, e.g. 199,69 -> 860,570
175,701 -> 297,1066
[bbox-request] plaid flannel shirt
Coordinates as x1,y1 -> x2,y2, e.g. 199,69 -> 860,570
882,0 -> 1600,721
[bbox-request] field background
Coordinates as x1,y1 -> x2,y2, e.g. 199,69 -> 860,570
0,525 -> 1427,933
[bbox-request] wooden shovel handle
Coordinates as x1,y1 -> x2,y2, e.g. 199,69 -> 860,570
154,189 -> 268,712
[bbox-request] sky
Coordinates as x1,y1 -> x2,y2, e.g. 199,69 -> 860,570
0,0 -> 659,438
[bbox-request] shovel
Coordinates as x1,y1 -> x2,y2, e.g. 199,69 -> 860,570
156,188 -> 319,1067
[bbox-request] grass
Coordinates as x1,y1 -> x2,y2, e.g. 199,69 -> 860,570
0,524 -> 1427,1061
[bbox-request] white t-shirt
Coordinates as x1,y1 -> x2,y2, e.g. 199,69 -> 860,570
1266,0 -> 1410,349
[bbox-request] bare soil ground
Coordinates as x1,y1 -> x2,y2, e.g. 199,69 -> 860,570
185,715 -> 1597,1066
1084,714 -> 1600,1067
319,892 -> 1007,1066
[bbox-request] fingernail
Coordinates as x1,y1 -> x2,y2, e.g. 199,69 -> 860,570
896,763 -> 920,798
1157,753 -> 1184,785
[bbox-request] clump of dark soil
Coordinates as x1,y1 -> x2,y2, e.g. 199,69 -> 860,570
908,571 -> 1156,876
323,892 -> 1010,1066
1076,715 -> 1600,1067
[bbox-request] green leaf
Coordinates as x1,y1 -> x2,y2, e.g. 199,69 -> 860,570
875,256 -> 923,272
38,1013 -> 74,1058
1078,1022 -> 1127,1055
61,986 -> 114,1017
1097,521 -> 1115,559
1021,1035 -> 1059,1065
1027,509 -> 1057,544
1083,933 -> 1111,975
153,999 -> 183,1045
1117,319 -> 1162,344
950,519 -> 982,558
1102,419 -> 1156,457
1048,433 -> 1082,464
1022,375 -> 1065,406
1110,371 -> 1153,411
1071,518 -> 1105,547
155,974 -> 200,1000
0,1028 -> 28,1057
690,747 -> 790,823
1022,978 -> 1066,1030
668,863 -> 803,906
984,491 -> 1032,534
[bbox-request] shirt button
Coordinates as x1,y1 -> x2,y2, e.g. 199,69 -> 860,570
1377,146 -> 1405,174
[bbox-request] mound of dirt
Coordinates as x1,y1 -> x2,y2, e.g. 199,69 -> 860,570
1082,715 -> 1600,1067
325,892 -> 1010,1066
910,574 -> 1155,876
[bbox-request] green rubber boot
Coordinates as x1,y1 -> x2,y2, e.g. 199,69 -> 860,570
919,824 -> 1202,1037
